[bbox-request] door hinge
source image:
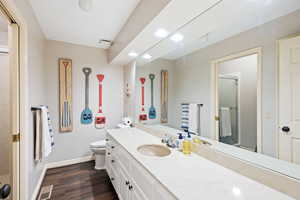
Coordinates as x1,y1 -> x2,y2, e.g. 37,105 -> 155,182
215,116 -> 220,121
12,134 -> 20,142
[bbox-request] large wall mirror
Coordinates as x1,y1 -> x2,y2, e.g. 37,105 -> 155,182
133,0 -> 300,180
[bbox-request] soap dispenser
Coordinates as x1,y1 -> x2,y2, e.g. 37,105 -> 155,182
182,133 -> 192,155
176,133 -> 184,150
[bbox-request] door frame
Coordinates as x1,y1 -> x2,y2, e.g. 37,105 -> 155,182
211,47 -> 262,153
0,0 -> 28,199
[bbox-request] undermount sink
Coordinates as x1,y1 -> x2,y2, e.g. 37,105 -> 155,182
137,144 -> 171,157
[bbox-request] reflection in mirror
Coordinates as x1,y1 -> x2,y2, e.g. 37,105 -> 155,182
135,59 -> 175,125
217,54 -> 258,152
134,1 -> 300,180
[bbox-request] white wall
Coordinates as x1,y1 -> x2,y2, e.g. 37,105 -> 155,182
0,31 -> 8,46
124,61 -> 136,119
135,59 -> 175,124
219,55 -> 257,149
0,53 -> 10,176
44,40 -> 124,163
169,10 -> 300,157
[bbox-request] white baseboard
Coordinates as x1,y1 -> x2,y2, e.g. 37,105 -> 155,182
46,155 -> 95,169
31,167 -> 47,200
31,155 -> 95,200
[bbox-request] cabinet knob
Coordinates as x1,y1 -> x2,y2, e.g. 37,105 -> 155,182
282,126 -> 290,133
111,177 -> 114,181
128,185 -> 133,190
107,152 -> 111,155
111,160 -> 115,163
125,181 -> 130,185
111,146 -> 115,149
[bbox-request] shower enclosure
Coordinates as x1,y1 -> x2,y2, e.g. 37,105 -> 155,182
218,75 -> 239,145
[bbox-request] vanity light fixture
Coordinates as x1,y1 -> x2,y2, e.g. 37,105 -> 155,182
170,33 -> 184,43
128,52 -> 138,57
79,0 -> 93,12
154,29 -> 169,38
142,54 -> 152,60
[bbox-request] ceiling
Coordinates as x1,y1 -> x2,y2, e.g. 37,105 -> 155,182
136,0 -> 300,65
111,0 -> 222,64
29,0 -> 140,48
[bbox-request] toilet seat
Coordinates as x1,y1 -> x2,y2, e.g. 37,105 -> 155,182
90,140 -> 106,148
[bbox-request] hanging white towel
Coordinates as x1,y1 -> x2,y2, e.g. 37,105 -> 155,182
34,109 -> 42,162
220,107 -> 232,137
40,106 -> 54,158
188,104 -> 199,134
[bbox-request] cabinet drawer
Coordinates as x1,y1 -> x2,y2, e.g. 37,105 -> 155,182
116,146 -> 131,171
110,154 -> 118,172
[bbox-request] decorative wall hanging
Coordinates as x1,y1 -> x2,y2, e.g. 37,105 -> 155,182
59,58 -> 73,132
161,70 -> 168,123
81,67 -> 93,124
139,77 -> 147,121
149,74 -> 156,119
95,74 -> 106,129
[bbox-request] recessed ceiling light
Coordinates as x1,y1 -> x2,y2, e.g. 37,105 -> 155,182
142,54 -> 152,60
232,187 -> 241,196
170,33 -> 184,42
154,29 -> 169,38
128,52 -> 138,57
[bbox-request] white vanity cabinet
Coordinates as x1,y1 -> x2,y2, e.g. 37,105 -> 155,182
105,134 -> 177,200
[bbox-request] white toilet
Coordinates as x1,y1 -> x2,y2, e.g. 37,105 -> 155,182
90,140 -> 106,170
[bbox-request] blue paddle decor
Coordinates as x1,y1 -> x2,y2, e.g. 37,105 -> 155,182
149,74 -> 156,119
81,67 -> 93,124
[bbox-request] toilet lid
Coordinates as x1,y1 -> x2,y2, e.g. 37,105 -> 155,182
90,140 -> 106,148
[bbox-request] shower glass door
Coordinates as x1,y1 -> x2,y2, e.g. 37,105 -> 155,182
218,76 -> 239,145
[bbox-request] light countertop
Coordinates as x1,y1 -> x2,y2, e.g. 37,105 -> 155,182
107,127 -> 294,200
146,124 -> 300,181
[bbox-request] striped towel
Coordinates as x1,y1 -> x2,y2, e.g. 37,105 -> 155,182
181,103 -> 189,130
40,106 -> 54,158
34,106 -> 54,162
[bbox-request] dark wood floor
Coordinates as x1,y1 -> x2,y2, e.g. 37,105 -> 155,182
39,161 -> 119,200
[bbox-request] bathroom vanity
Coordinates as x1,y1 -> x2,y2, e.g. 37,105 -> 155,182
106,129 -> 176,200
106,128 -> 294,200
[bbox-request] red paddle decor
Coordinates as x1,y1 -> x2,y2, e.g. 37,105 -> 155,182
95,74 -> 106,129
139,77 -> 147,121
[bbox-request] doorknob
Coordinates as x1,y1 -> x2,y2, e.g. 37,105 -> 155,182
282,126 -> 290,133
0,184 -> 11,199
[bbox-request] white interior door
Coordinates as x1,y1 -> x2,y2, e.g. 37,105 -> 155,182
9,22 -> 20,200
278,35 -> 300,164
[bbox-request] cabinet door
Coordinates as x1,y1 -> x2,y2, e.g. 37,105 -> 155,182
129,180 -> 148,200
118,166 -> 130,200
129,156 -> 154,198
110,167 -> 119,195
105,148 -> 111,175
